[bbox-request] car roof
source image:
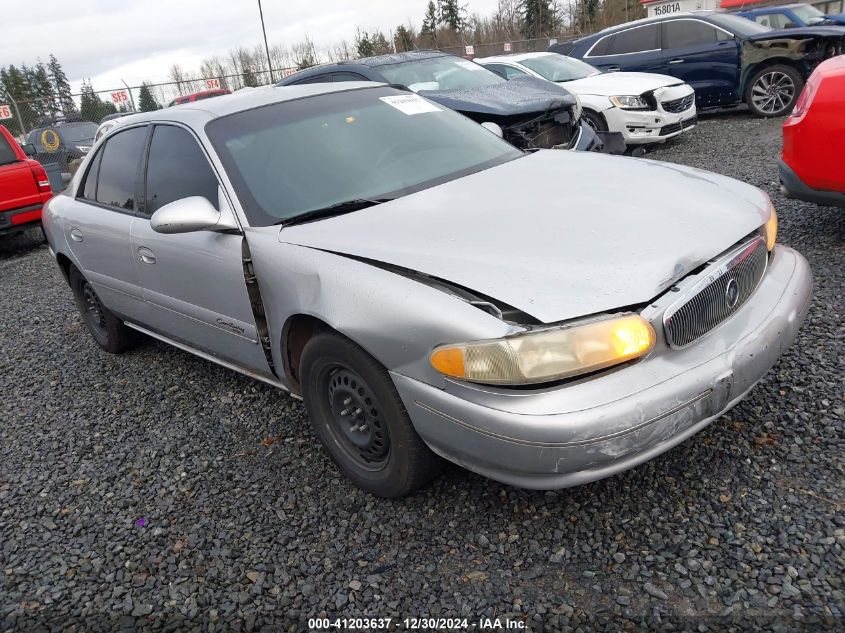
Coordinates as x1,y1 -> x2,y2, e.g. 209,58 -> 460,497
111,82 -> 386,126
338,49 -> 450,68
477,52 -> 558,64
593,10 -> 717,34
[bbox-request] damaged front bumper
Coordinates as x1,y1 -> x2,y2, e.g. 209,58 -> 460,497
604,84 -> 698,145
392,245 -> 812,489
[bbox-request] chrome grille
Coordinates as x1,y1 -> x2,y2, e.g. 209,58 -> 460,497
664,238 -> 768,348
662,94 -> 695,114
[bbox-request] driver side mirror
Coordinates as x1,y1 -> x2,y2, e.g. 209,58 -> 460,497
480,122 -> 504,138
21,143 -> 36,156
150,195 -> 239,234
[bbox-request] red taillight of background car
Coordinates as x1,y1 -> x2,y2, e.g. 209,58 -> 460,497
29,162 -> 52,194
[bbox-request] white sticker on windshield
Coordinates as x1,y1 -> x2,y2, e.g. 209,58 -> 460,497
380,95 -> 442,115
455,59 -> 484,72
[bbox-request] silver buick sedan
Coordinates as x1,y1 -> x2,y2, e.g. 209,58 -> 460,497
42,83 -> 812,498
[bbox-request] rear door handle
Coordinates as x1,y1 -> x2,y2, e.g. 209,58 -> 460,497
605,66 -> 621,72
69,227 -> 83,242
668,59 -> 685,65
138,246 -> 156,265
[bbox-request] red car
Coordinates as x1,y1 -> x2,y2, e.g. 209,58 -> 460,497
780,56 -> 845,209
0,124 -> 53,236
168,88 -> 231,107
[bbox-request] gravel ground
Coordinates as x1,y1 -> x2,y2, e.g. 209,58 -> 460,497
1,113 -> 843,632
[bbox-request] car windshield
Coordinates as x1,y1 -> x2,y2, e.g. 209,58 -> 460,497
376,56 -> 506,92
60,122 -> 97,143
206,87 -> 522,227
710,13 -> 772,35
518,54 -> 601,82
792,4 -> 827,24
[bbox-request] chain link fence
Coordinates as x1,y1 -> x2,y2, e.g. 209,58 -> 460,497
438,36 -> 578,59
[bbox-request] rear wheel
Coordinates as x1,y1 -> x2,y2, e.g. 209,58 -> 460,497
69,267 -> 142,353
300,332 -> 442,498
745,65 -> 803,117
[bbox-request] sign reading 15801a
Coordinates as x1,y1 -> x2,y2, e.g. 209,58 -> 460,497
655,2 -> 682,14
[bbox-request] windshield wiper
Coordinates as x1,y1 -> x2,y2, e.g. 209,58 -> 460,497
276,198 -> 394,228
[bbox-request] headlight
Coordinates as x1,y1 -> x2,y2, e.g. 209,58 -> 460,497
609,95 -> 650,110
430,314 -> 656,385
763,198 -> 778,251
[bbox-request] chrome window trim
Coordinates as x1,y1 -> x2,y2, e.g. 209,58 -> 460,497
585,18 -> 734,59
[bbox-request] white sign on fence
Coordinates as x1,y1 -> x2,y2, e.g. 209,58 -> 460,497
549,38 -> 558,46
205,78 -> 221,90
110,90 -> 130,105
465,45 -> 475,56
0,104 -> 12,120
503,42 -> 512,52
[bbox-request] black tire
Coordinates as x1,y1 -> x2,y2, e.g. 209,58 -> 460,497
69,267 -> 142,353
580,109 -> 608,133
745,65 -> 804,118
300,331 -> 442,498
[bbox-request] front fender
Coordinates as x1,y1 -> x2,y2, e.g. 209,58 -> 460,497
244,227 -> 517,390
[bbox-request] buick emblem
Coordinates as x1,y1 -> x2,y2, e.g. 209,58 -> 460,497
725,278 -> 740,310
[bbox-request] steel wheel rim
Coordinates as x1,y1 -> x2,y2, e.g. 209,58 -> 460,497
751,71 -> 795,114
325,367 -> 390,471
82,282 -> 107,332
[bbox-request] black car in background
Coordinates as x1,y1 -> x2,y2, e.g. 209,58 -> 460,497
25,116 -> 97,177
276,50 -> 605,152
551,11 -> 845,117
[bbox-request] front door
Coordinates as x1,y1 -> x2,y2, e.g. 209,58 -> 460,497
130,123 -> 270,374
658,19 -> 741,107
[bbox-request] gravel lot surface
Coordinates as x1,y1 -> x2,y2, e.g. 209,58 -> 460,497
1,112 -> 843,632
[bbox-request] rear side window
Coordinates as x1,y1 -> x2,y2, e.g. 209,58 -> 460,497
0,135 -> 16,166
332,72 -> 367,81
290,74 -> 333,85
601,24 -> 660,56
663,20 -> 729,48
80,149 -> 103,201
95,126 -> 147,210
145,125 -> 219,215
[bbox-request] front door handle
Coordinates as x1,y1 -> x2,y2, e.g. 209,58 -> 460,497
69,227 -> 84,242
605,66 -> 621,72
138,246 -> 156,265
668,59 -> 685,65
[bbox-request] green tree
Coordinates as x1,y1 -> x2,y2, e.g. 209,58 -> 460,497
438,0 -> 466,31
138,83 -> 159,112
394,25 -> 415,52
356,30 -> 375,58
79,80 -> 116,123
33,62 -> 58,116
421,1 -> 438,46
0,65 -> 38,134
48,54 -> 76,114
521,0 -> 556,38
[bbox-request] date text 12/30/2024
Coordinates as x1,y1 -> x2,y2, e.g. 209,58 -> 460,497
308,617 -> 527,630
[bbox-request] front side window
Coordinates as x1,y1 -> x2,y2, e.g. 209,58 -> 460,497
0,135 -> 17,166
377,56 -> 506,92
94,126 -> 147,210
602,24 -> 660,56
709,13 -> 771,35
488,64 -> 528,79
663,20 -> 726,48
791,5 -> 826,25
519,54 -> 601,82
290,74 -> 333,85
145,125 -> 219,215
206,87 -> 522,227
332,72 -> 368,82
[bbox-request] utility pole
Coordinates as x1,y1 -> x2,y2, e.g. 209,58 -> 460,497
257,0 -> 275,83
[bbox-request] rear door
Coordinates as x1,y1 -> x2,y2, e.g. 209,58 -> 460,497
658,19 -> 741,106
0,133 -> 40,216
130,123 -> 270,373
583,23 -> 665,74
64,125 -> 149,320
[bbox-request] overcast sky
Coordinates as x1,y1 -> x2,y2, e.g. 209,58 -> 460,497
2,0 -> 502,92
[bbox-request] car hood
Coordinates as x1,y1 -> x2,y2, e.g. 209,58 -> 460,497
747,25 -> 845,41
418,75 -> 577,117
562,72 -> 684,96
278,151 -> 769,324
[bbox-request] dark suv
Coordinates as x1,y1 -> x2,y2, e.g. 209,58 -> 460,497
25,117 -> 98,177
552,11 -> 845,117
276,50 -> 604,152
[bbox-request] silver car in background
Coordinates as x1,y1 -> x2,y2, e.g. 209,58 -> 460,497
42,83 -> 812,497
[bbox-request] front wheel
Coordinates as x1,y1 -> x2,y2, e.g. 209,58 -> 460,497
580,110 -> 608,133
300,332 -> 442,498
745,65 -> 804,117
